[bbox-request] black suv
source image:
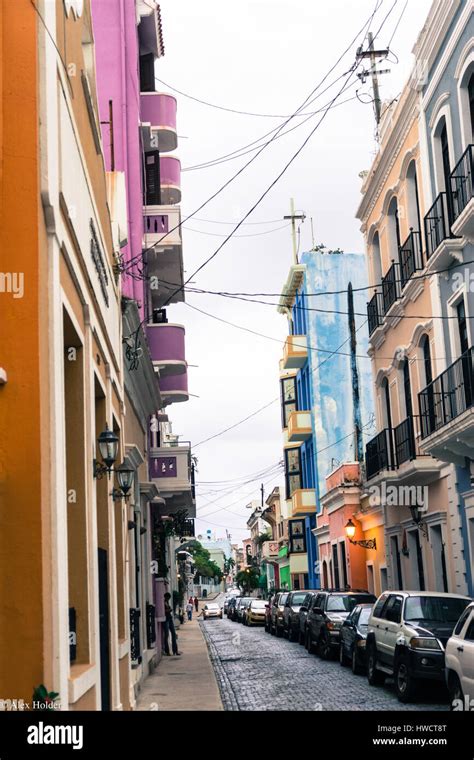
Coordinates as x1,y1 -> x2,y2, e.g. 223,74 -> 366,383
305,590 -> 376,659
283,591 -> 317,642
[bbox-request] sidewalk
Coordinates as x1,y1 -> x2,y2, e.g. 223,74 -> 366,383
135,616 -> 223,711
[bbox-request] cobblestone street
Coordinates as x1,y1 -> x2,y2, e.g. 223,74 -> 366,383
200,619 -> 450,711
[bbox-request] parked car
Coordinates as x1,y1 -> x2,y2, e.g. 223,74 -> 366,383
223,597 -> 231,613
284,591 -> 315,642
227,597 -> 239,620
236,597 -> 252,623
445,601 -> 474,708
271,592 -> 289,636
298,591 -> 318,644
244,599 -> 267,626
203,602 -> 223,620
306,590 -> 376,659
264,594 -> 275,632
339,603 -> 374,674
366,591 -> 471,702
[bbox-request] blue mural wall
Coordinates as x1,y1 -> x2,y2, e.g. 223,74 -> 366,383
297,250 -> 375,502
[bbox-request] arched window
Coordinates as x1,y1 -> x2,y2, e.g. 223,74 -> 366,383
382,377 -> 392,430
387,196 -> 401,264
469,71 -> 474,142
402,360 -> 413,419
406,161 -> 421,233
421,335 -> 433,387
371,231 -> 382,287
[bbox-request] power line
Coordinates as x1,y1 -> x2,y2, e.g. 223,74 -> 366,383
193,398 -> 279,449
122,0 -> 385,276
183,222 -> 290,238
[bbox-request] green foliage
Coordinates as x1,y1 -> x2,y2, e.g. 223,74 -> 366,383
235,567 -> 260,594
32,685 -> 59,710
187,540 -> 223,582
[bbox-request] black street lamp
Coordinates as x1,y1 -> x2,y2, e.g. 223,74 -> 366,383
409,505 -> 428,539
94,425 -> 119,478
345,518 -> 377,550
115,461 -> 135,496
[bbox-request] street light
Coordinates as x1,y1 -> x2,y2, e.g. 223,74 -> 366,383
345,518 -> 377,550
115,461 -> 135,496
409,505 -> 428,539
94,425 -> 119,478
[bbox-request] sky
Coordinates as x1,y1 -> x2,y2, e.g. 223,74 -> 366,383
155,0 -> 433,543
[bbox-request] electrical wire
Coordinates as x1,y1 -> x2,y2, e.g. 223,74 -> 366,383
182,222 -> 290,238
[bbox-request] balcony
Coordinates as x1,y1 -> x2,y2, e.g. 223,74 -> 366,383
287,410 -> 312,442
365,417 -> 439,485
282,335 -> 308,370
450,144 -> 474,240
143,205 -> 184,307
399,230 -> 423,287
261,541 -> 280,560
290,489 -> 317,517
418,347 -> 474,464
367,232 -> 423,339
140,92 -> 177,153
149,442 -> 196,516
160,156 -> 181,205
143,204 -> 181,249
146,322 -> 186,377
159,371 -> 189,405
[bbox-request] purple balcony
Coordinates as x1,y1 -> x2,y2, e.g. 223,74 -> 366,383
159,371 -> 189,405
140,93 -> 177,153
146,323 -> 186,377
160,156 -> 181,205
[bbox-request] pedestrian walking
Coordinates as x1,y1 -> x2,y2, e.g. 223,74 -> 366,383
186,601 -> 193,621
194,595 -> 199,613
163,592 -> 181,656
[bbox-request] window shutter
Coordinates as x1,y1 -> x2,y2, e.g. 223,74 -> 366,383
145,151 -> 161,206
140,53 -> 155,92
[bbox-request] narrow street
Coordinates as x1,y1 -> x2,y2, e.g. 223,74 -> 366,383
200,617 -> 449,712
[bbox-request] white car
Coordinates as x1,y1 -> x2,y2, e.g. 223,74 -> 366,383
445,601 -> 474,709
203,603 -> 223,620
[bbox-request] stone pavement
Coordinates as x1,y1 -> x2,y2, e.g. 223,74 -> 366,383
135,615 -> 223,711
201,617 -> 450,712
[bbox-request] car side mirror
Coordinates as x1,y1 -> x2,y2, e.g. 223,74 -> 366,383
313,607 -> 323,615
300,606 -> 308,613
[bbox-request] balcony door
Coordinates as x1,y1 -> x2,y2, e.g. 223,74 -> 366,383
440,123 -> 454,226
382,377 -> 392,430
456,299 -> 472,409
402,360 -> 413,419
144,150 -> 161,206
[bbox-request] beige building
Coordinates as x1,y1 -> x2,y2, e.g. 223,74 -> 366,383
356,75 -> 465,595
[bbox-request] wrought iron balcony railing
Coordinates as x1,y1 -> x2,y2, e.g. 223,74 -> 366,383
367,291 -> 384,336
419,347 -> 474,439
399,230 -> 423,287
381,261 -> 402,314
450,144 -> 473,223
146,602 -> 156,649
424,191 -> 452,259
366,416 -> 428,478
365,428 -> 396,479
130,608 -> 142,664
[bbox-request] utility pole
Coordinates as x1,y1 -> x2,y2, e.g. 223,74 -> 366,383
356,33 -> 390,130
261,483 -> 265,509
283,198 -> 306,265
347,283 -> 363,463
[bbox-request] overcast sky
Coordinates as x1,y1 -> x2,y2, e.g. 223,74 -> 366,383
156,0 -> 432,543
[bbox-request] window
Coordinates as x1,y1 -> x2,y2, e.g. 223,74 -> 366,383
382,377 -> 392,429
144,150 -> 161,205
289,519 -> 306,554
402,360 -> 413,418
280,376 -> 297,428
340,540 -> 348,589
332,544 -> 340,589
383,595 -> 403,623
469,72 -> 474,142
387,196 -> 401,265
465,618 -> 474,642
371,231 -> 382,287
284,448 -> 302,499
422,335 -> 433,386
372,594 -> 389,619
391,536 -> 403,589
457,299 -> 469,355
140,53 -> 155,92
406,161 -> 422,233
454,607 -> 472,636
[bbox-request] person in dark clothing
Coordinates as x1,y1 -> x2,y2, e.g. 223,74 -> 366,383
194,596 -> 199,613
163,592 -> 181,656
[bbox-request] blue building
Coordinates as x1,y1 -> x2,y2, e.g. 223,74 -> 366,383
279,250 -> 374,590
414,0 -> 473,595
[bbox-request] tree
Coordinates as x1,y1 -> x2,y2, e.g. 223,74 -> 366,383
186,540 -> 223,583
235,567 -> 260,595
223,557 -> 236,576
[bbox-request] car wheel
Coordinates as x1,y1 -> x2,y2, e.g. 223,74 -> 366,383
351,647 -> 364,675
305,630 -> 316,654
449,674 -> 464,709
339,642 -> 348,666
367,643 -> 385,686
317,630 -> 333,660
395,654 -> 418,703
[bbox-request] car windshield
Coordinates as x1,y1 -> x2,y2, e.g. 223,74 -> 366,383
251,600 -> 266,609
291,593 -> 307,605
327,594 -> 375,612
359,607 -> 373,626
404,596 -> 469,624
206,604 -> 219,610
279,594 -> 289,605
